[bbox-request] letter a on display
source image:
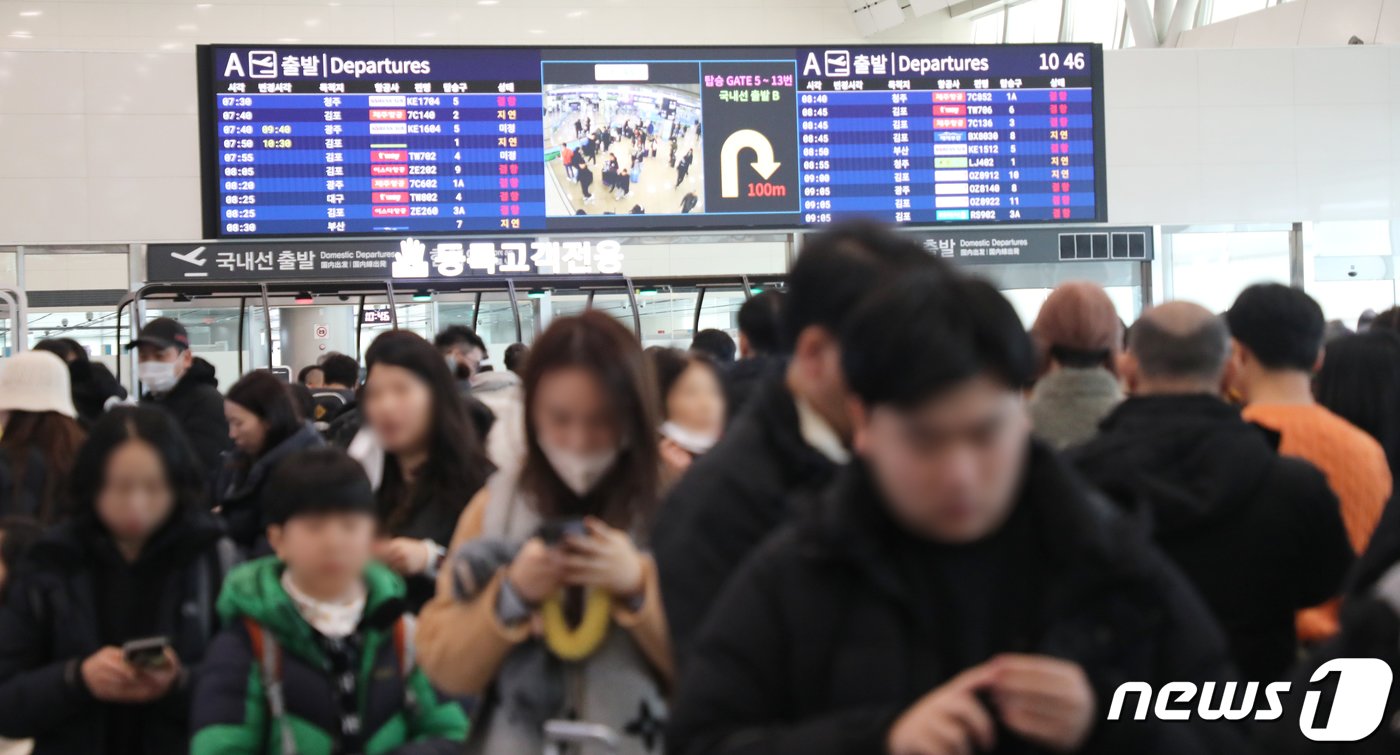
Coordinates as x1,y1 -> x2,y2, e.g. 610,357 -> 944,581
224,54 -> 245,77
802,53 -> 822,77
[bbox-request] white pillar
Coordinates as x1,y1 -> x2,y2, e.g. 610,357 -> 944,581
1125,0 -> 1160,47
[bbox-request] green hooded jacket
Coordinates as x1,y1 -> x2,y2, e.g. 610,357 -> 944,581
190,557 -> 468,755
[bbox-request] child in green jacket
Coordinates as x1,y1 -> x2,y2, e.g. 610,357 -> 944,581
191,448 -> 467,754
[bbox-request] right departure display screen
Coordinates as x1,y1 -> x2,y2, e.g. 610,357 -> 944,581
795,45 -> 1101,225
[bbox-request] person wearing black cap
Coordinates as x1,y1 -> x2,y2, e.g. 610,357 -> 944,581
128,317 -> 230,481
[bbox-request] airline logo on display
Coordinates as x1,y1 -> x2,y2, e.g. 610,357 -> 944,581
246,50 -> 277,78
823,50 -> 850,78
1108,659 -> 1394,742
147,237 -> 625,283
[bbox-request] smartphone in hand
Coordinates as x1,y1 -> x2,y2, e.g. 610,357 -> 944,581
121,636 -> 172,671
537,518 -> 588,546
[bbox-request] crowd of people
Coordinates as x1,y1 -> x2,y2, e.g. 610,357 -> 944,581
557,108 -> 702,215
1,219 -> 1400,753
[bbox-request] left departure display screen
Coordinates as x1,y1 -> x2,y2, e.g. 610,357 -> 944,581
200,44 -> 1106,239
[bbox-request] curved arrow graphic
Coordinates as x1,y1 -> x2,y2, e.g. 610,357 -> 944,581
719,129 -> 781,198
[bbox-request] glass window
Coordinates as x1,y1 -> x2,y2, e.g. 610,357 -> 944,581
636,288 -> 700,350
1064,0 -> 1124,46
1303,220 -> 1395,331
971,9 -> 1006,44
1005,0 -> 1063,43
458,294 -> 520,361
1167,229 -> 1291,314
974,261 -> 1143,328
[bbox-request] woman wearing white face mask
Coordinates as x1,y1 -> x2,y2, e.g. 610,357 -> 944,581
417,312 -> 669,755
646,347 -> 727,489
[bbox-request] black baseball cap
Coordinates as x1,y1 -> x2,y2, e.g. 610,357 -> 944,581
126,317 -> 191,352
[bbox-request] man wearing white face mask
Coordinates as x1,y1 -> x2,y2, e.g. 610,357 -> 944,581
129,317 -> 230,481
653,221 -> 949,669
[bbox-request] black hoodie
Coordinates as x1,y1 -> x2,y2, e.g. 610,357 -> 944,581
1069,394 -> 1355,681
141,356 -> 230,482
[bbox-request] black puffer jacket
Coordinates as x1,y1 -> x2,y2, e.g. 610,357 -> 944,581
1069,395 -> 1355,681
668,442 -> 1247,755
1256,491 -> 1400,754
141,358 -> 230,481
652,376 -> 839,666
214,421 -> 325,550
0,511 -> 235,755
722,354 -> 785,420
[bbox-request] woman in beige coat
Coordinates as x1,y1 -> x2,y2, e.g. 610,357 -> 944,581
417,311 -> 672,755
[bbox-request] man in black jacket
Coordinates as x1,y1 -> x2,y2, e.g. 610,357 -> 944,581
669,273 -> 1246,755
130,318 -> 230,480
1069,302 -> 1354,682
724,289 -> 786,419
652,221 -> 946,667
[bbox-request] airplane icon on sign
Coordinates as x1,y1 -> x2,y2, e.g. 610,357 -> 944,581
171,246 -> 210,277
171,246 -> 207,267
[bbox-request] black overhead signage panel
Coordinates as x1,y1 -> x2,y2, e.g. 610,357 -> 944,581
200,42 -> 1107,238
904,225 -> 1152,266
146,236 -> 625,283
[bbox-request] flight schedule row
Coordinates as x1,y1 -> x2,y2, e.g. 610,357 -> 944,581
214,92 -> 546,235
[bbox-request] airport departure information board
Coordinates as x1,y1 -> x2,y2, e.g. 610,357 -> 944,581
199,44 -> 1105,239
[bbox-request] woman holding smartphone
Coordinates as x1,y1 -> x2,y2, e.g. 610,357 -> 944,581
0,407 -> 234,755
417,312 -> 671,755
350,330 -> 494,612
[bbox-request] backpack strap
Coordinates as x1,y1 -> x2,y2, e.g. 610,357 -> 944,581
392,614 -> 421,719
244,617 -> 299,755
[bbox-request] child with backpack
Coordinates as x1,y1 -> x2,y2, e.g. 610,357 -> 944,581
190,448 -> 468,755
